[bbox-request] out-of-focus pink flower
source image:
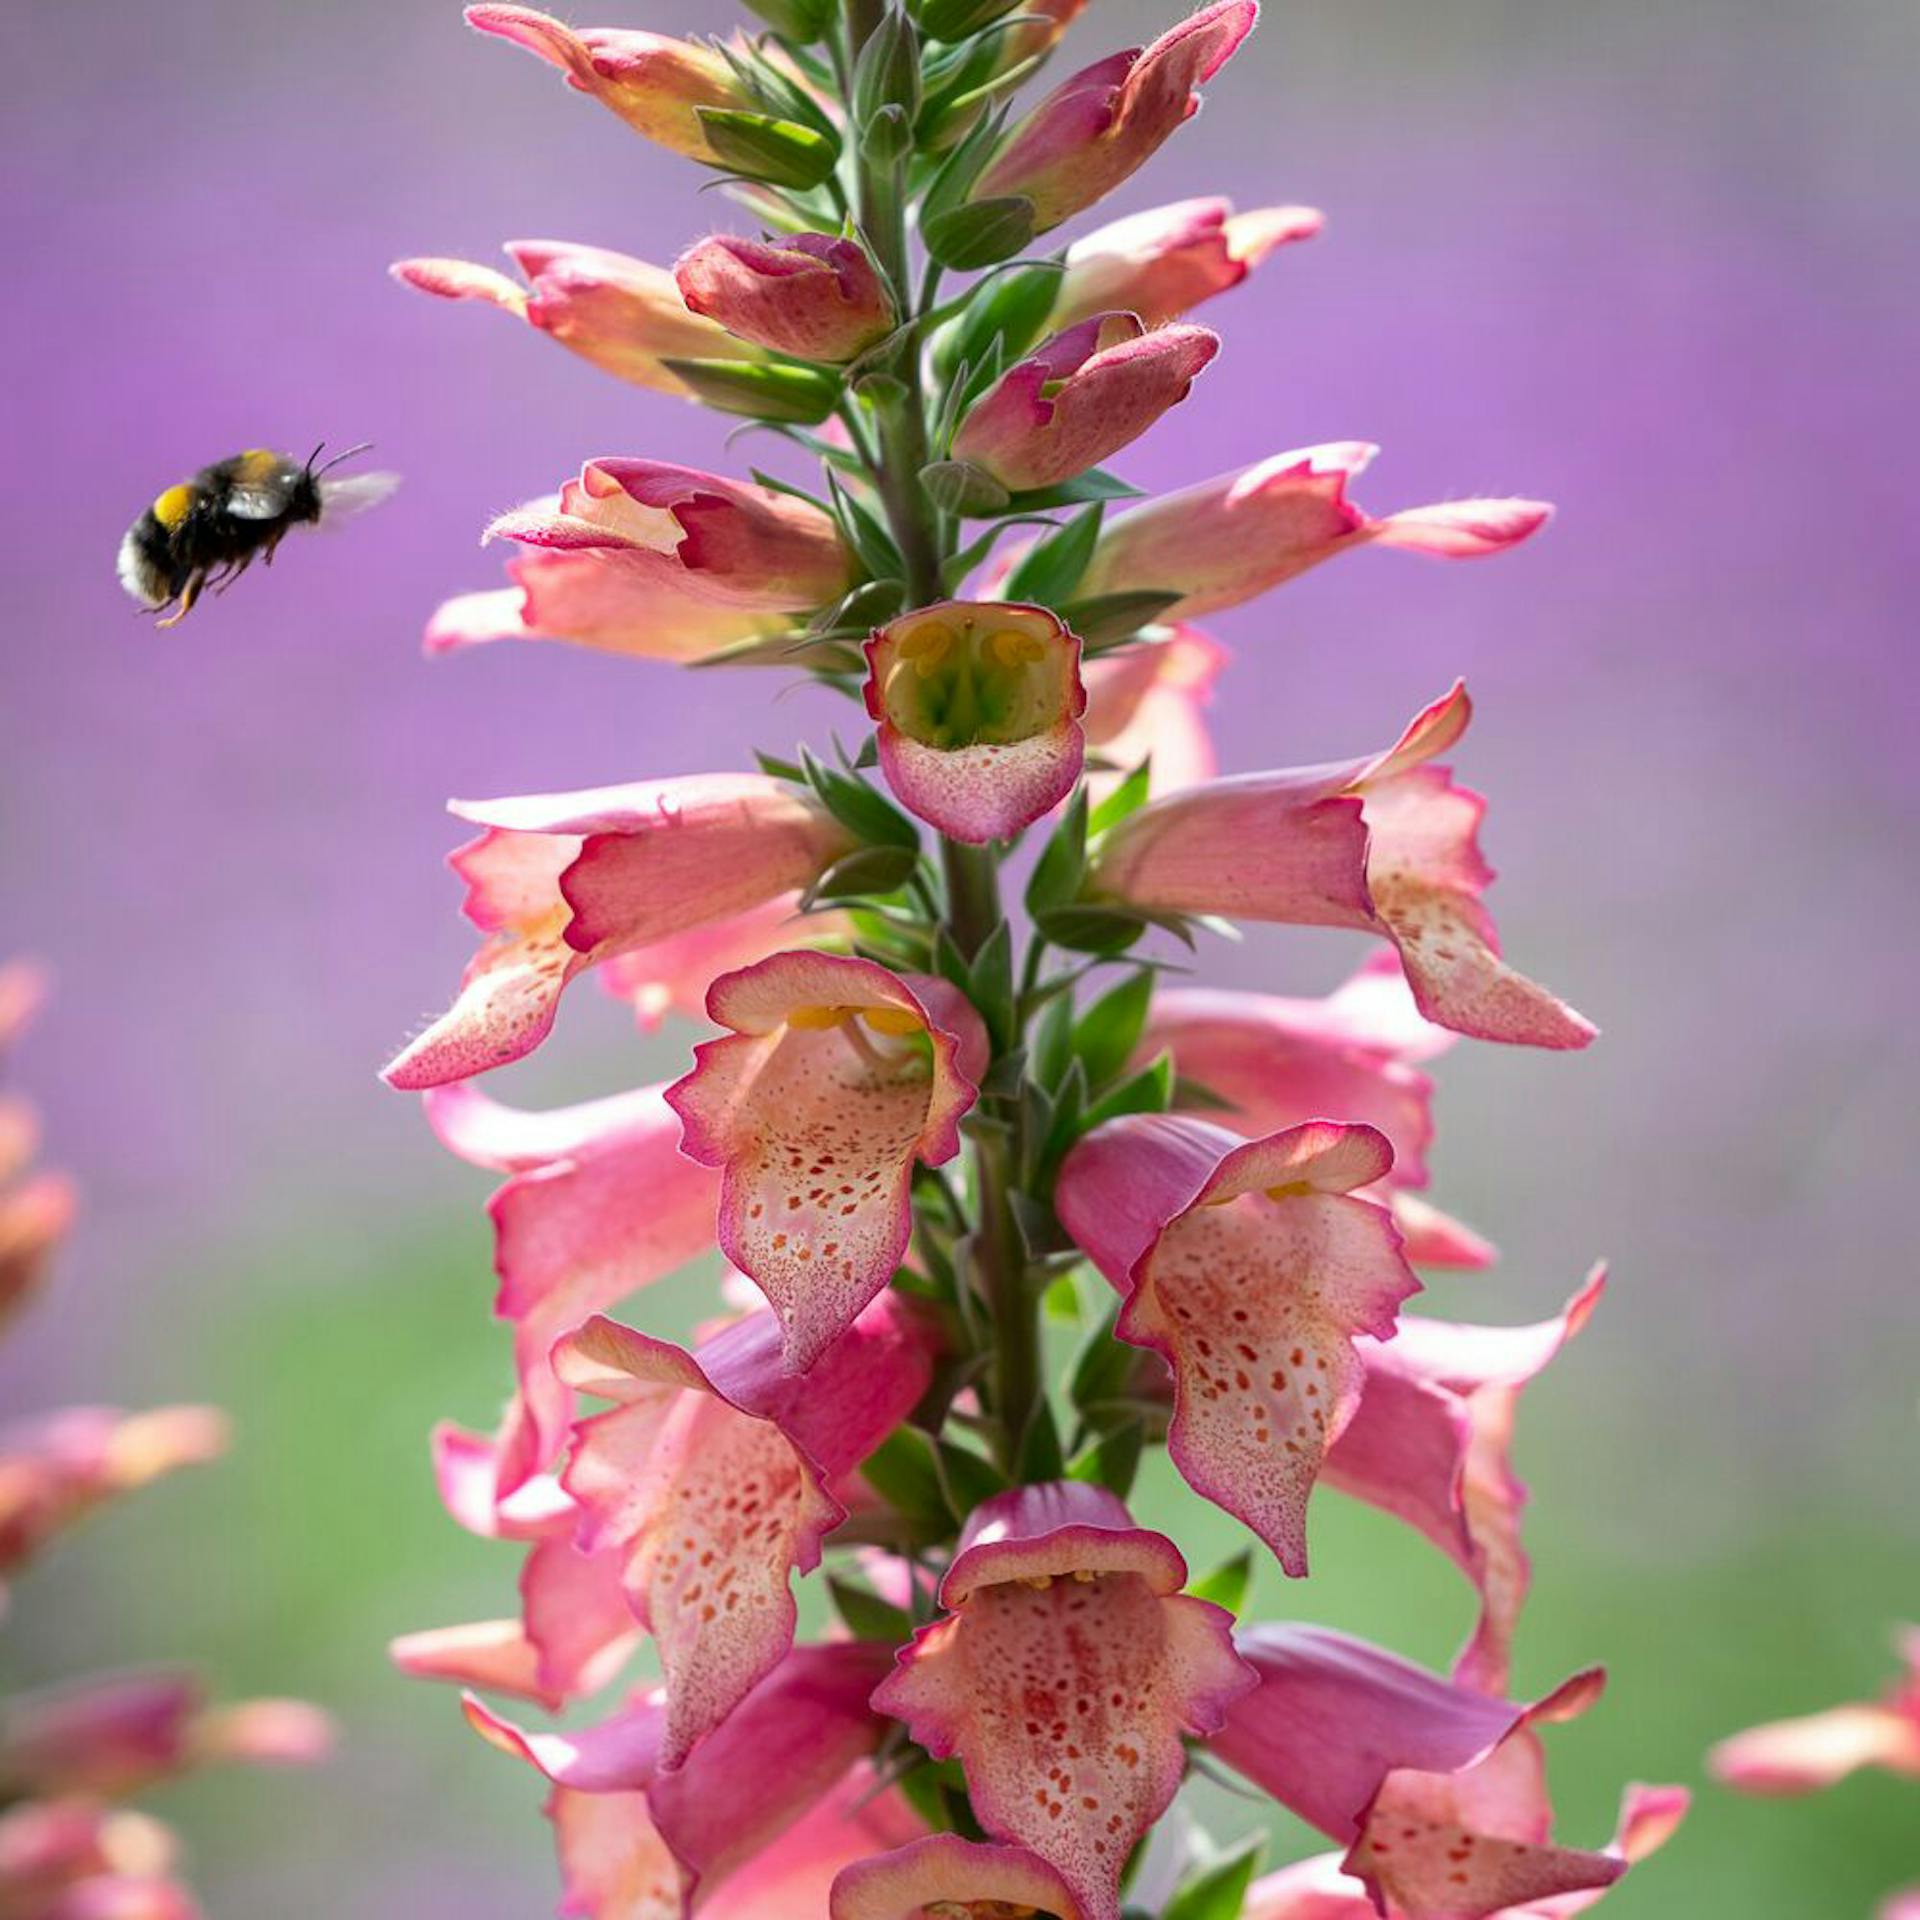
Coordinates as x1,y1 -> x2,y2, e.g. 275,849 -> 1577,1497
0,1799 -> 190,1920
1053,196 -> 1324,329
864,601 -> 1086,843
1711,1628 -> 1920,1793
1240,1783 -> 1690,1918
384,775 -> 854,1089
1214,1627 -> 1632,1918
0,1676 -> 331,1803
667,953 -> 986,1369
989,0 -> 1087,70
1080,626 -> 1227,800
465,6 -> 752,160
831,1833 -> 1086,1920
951,314 -> 1218,492
422,1082 -> 720,1493
675,234 -> 894,363
974,1 -> 1260,233
1089,682 -> 1597,1049
1141,959 -> 1495,1268
465,1640 -> 897,1916
552,1299 -> 934,1765
873,1483 -> 1253,1920
1056,1116 -> 1418,1575
392,241 -> 759,394
1326,1273 -> 1607,1693
484,459 -> 856,613
0,1175 -> 76,1344
0,1407 -> 228,1584
1074,442 -> 1552,617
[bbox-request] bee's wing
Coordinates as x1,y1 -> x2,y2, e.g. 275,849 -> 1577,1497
227,485 -> 289,520
317,471 -> 401,522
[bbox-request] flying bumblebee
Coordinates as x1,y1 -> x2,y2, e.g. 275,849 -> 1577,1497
117,445 -> 398,627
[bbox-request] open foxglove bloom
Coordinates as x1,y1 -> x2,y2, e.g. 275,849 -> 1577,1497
669,953 -> 986,1367
422,1082 -> 720,1493
873,1484 -> 1253,1920
1074,442 -> 1551,617
464,1640 -> 899,1917
1089,683 -> 1596,1049
392,241 -> 760,394
1710,1629 -> 1920,1792
552,1300 -> 935,1766
1057,1116 -> 1418,1574
1213,1628 -> 1638,1918
1241,1785 -> 1689,1919
951,313 -> 1219,492
1052,196 -> 1324,330
384,774 -> 854,1089
864,601 -> 1086,843
0,1406 -> 228,1587
1326,1274 -> 1606,1693
676,233 -> 895,363
1080,626 -> 1227,798
973,1 -> 1259,233
831,1833 -> 1085,1920
485,459 -> 856,613
465,6 -> 754,161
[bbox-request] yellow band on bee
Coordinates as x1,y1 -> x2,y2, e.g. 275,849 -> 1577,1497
235,448 -> 281,481
151,483 -> 194,528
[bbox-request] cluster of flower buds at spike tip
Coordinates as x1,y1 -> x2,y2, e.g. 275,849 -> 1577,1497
0,966 -> 333,1917
384,0 -> 1684,1911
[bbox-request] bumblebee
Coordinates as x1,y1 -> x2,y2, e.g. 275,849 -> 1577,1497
117,445 -> 397,627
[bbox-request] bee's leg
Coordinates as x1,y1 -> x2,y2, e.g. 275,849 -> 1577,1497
262,530 -> 286,567
155,569 -> 207,629
213,552 -> 254,595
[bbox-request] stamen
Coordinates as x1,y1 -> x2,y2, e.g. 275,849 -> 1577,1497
988,627 -> 1048,668
785,1004 -> 852,1030
862,1006 -> 924,1037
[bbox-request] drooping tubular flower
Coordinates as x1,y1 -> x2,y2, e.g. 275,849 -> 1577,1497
831,1833 -> 1086,1920
1710,1628 -> 1920,1793
552,1298 -> 935,1766
0,1796 -> 195,1920
973,0 -> 1260,233
675,233 -> 895,363
1080,625 -> 1228,799
1056,1116 -> 1419,1574
667,953 -> 986,1368
1051,196 -> 1324,330
1089,682 -> 1597,1049
463,1640 -> 905,1917
950,313 -> 1219,493
872,1483 -> 1254,1920
465,6 -> 754,162
1073,441 -> 1552,618
383,773 -> 854,1090
391,241 -> 761,394
1326,1272 -> 1607,1694
864,601 -> 1086,843
1212,1628 -> 1645,1919
421,1081 -> 721,1494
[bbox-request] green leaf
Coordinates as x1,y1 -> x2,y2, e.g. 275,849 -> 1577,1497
1008,1186 -> 1073,1259
1170,1073 -> 1237,1113
1080,1049 -> 1174,1130
913,0 -> 1024,41
1034,903 -> 1145,957
826,1575 -> 912,1643
741,0 -> 835,39
920,459 -> 1011,516
1187,1548 -> 1254,1618
754,748 -> 806,783
808,844 -> 920,902
1070,967 -> 1156,1092
696,108 -> 841,189
1023,786 -> 1087,918
1163,1835 -> 1266,1920
853,6 -> 923,128
1029,984 -> 1075,1090
1067,1421 -> 1142,1498
799,746 -> 922,850
1058,588 -> 1184,647
1088,759 -> 1153,836
931,1433 -> 1012,1520
918,98 -> 1005,222
862,99 -> 916,164
1002,502 -> 1103,607
661,356 -> 841,424
1002,468 -> 1144,512
860,1427 -> 952,1531
935,260 -> 1065,385
923,196 -> 1036,270
1068,1304 -> 1137,1418
825,473 -> 905,581
967,918 -> 1016,1050
1037,1055 -> 1087,1175
819,576 -> 907,634
1015,1398 -> 1065,1481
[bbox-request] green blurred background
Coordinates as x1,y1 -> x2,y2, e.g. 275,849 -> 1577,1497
3,0 -> 1916,1911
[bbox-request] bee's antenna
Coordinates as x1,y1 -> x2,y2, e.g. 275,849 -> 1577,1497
314,441 -> 375,477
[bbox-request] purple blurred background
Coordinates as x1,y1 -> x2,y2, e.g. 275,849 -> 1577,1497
3,0 -> 1917,1911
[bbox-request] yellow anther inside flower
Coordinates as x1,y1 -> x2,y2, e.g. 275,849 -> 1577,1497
1019,1573 -> 1055,1591
151,483 -> 194,528
897,623 -> 957,678
1070,1567 -> 1098,1583
924,1905 -> 1044,1919
862,1006 -> 925,1037
988,627 -> 1048,668
786,1004 -> 854,1030
1264,1179 -> 1315,1200
876,605 -> 1070,753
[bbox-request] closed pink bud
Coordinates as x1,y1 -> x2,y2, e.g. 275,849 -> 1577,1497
1054,196 -> 1323,329
466,6 -> 751,161
951,312 -> 1218,491
675,233 -> 895,363
392,240 -> 760,395
974,0 -> 1259,232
